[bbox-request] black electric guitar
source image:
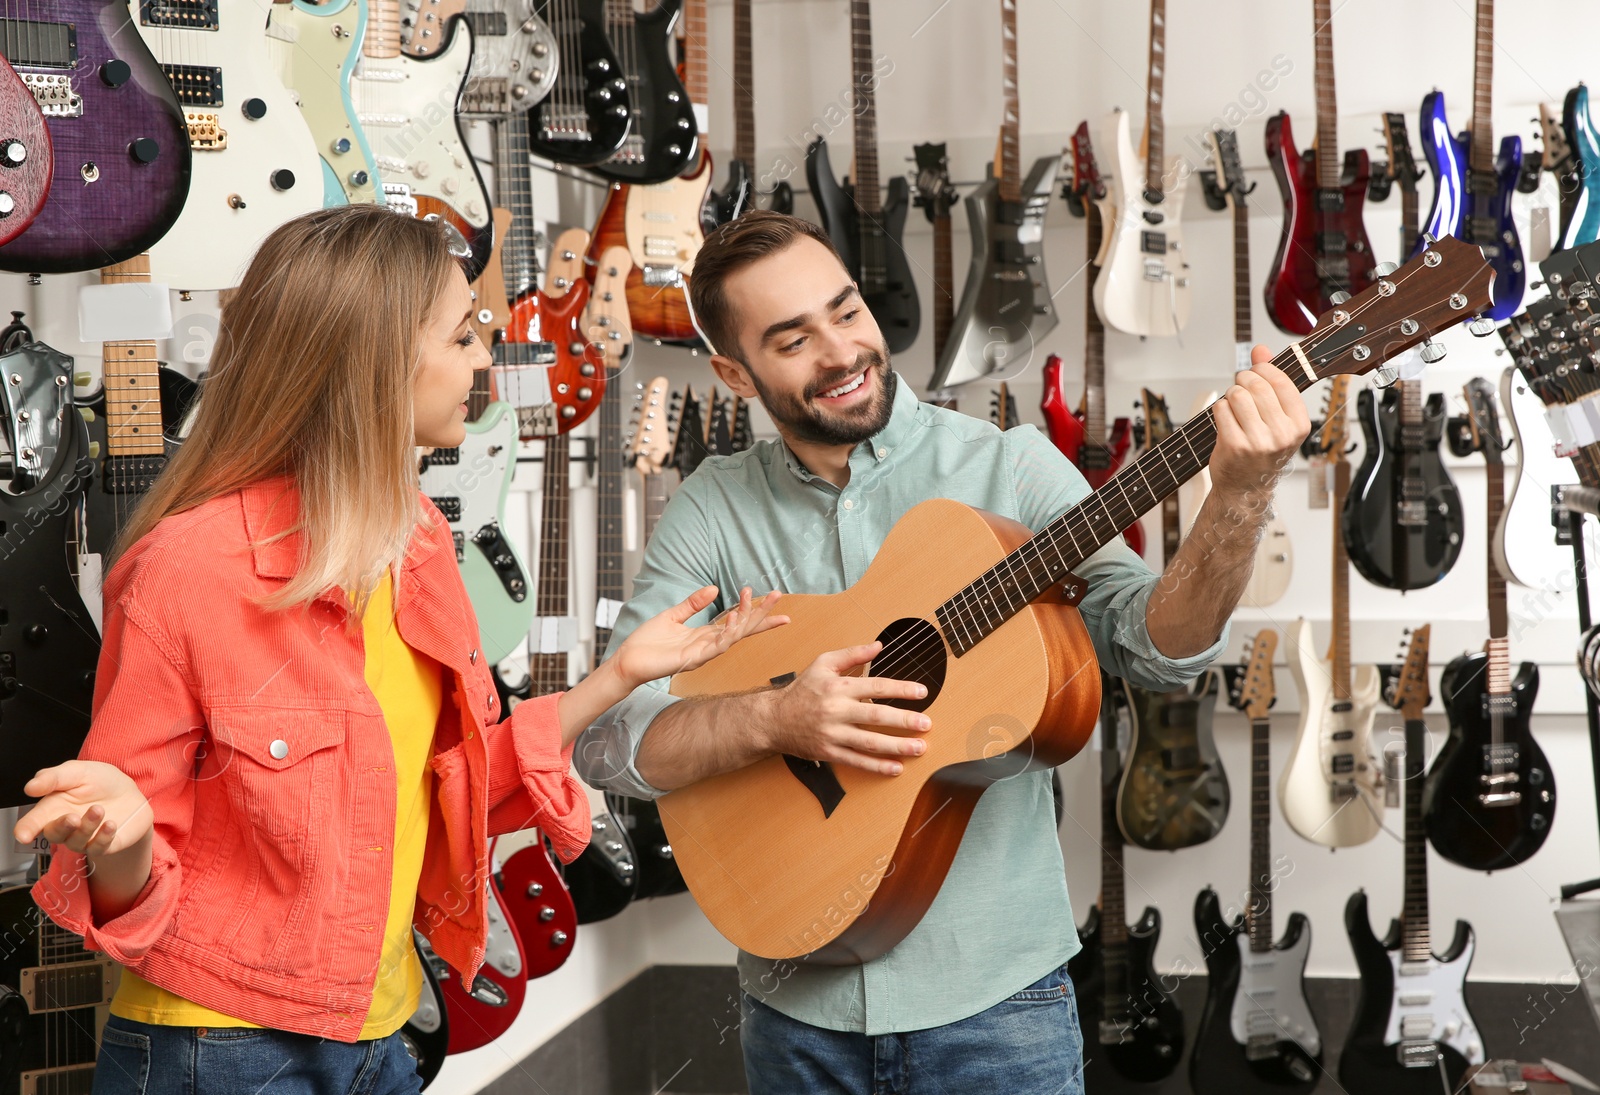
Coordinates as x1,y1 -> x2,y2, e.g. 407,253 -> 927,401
528,0 -> 630,165
1192,631 -> 1322,1094
0,339 -> 99,806
1344,377 -> 1464,590
1068,676 -> 1185,1085
1341,625 -> 1484,1093
804,0 -> 919,353
591,0 -> 698,184
714,0 -> 793,220
1423,379 -> 1555,869
400,931 -> 451,1089
1117,393 -> 1230,852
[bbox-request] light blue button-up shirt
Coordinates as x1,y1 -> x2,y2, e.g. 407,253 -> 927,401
575,373 -> 1226,1034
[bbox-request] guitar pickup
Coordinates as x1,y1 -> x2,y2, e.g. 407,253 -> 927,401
1480,771 -> 1521,787
1331,754 -> 1355,774
161,63 -> 223,107
428,496 -> 462,522
1140,231 -> 1167,256
141,0 -> 220,30
1098,1018 -> 1134,1046
20,72 -> 81,119
450,529 -> 465,563
642,264 -> 685,288
183,111 -> 228,151
642,236 -> 682,260
1245,1034 -> 1279,1060
1398,1040 -> 1440,1068
21,959 -> 115,1012
1479,789 -> 1523,807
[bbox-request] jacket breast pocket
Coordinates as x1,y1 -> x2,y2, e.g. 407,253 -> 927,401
208,708 -> 348,846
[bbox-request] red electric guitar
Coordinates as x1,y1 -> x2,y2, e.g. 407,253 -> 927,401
1043,123 -> 1143,555
436,860 -> 528,1052
498,832 -> 579,979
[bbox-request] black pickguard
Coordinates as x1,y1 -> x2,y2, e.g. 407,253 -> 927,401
1068,904 -> 1185,1085
1190,888 -> 1320,1095
528,0 -> 630,166
1344,387 -> 1464,590
805,137 -> 920,354
588,0 -> 697,185
1339,891 -> 1473,1095
1425,652 -> 1555,870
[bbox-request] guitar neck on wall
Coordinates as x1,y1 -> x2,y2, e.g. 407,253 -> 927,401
913,142 -> 958,398
715,0 -> 793,220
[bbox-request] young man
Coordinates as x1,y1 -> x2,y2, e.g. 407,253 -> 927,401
575,212 -> 1310,1093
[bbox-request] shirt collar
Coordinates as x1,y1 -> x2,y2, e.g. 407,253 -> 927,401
777,370 -> 920,482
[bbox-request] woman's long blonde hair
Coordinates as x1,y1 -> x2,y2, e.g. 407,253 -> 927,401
108,205 -> 459,620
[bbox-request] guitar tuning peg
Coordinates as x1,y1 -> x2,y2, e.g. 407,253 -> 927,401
1373,262 -> 1398,277
1467,316 -> 1496,337
1420,341 -> 1448,364
1329,291 -> 1351,305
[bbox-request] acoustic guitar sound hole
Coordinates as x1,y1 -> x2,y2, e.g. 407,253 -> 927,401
868,617 -> 946,714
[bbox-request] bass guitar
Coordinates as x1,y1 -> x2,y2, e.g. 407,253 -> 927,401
1423,379 -> 1555,870
1117,392 -> 1229,852
1344,378 -> 1464,590
135,0 -> 325,289
0,57 -> 51,245
657,238 -> 1495,964
0,1 -> 190,275
1093,0 -> 1191,338
399,0 -> 558,115
0,340 -> 99,806
1192,631 -> 1322,1094
1264,0 -> 1375,334
527,0 -> 630,166
584,0 -> 713,345
268,0 -> 385,208
1562,84 -> 1600,250
1043,123 -> 1142,556
1068,677 -> 1185,1084
1416,0 -> 1524,318
351,0 -> 495,281
806,0 -> 919,353
715,0 -> 793,221
926,0 -> 1056,391
591,0 -> 697,184
1281,377 -> 1384,848
1341,626 -> 1483,1093
912,142 -> 957,401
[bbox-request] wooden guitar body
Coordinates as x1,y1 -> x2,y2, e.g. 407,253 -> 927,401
660,499 -> 1100,963
1190,889 -> 1321,1095
1562,84 -> 1600,250
1092,110 -> 1192,337
0,1 -> 191,275
1263,111 -> 1375,335
1116,673 -> 1229,851
1068,903 -> 1186,1085
1339,892 -> 1476,1094
1424,651 -> 1554,870
401,0 -> 559,114
586,151 -> 715,345
1280,618 -> 1383,848
1344,387 -> 1464,590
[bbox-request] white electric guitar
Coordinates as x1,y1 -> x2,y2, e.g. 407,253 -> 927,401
1497,364 -> 1582,589
1093,0 -> 1191,338
135,0 -> 324,289
1280,377 -> 1383,848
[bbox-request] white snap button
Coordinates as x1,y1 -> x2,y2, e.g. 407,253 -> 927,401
842,499 -> 854,511
877,447 -> 887,459
270,740 -> 289,760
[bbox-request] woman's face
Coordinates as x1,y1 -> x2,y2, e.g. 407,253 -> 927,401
414,265 -> 491,448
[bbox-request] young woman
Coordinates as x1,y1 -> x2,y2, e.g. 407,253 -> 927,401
12,205 -> 782,1095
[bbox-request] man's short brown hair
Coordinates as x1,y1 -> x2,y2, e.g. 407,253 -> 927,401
689,211 -> 843,362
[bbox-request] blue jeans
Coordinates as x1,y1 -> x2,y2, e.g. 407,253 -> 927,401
91,1015 -> 424,1095
740,963 -> 1086,1095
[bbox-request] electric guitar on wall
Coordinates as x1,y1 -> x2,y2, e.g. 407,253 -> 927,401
1379,112 -> 1425,260
1495,359 -> 1580,589
0,0 -> 191,275
806,0 -> 920,354
435,873 -> 528,1052
398,0 -> 558,115
913,142 -> 958,398
590,0 -> 697,184
1117,392 -> 1229,852
926,0 -> 1057,392
1192,630 -> 1322,1094
0,57 -> 52,246
1264,0 -> 1375,334
584,0 -> 715,345
1415,0 -> 1524,318
1423,378 -> 1555,870
657,238 -> 1495,964
1093,0 -> 1191,338
1536,101 -> 1582,253
1341,625 -> 1484,1093
1281,376 -> 1384,849
526,0 -> 630,165
1562,84 -> 1600,250
715,0 -> 793,221
1043,123 -> 1142,556
1068,679 -> 1185,1084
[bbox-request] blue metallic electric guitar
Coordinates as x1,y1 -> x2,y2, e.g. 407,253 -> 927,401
1416,0 -> 1524,319
1562,83 -> 1600,250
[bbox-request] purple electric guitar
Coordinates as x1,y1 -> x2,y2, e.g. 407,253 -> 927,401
0,1 -> 191,274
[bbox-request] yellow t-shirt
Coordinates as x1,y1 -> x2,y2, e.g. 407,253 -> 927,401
112,568 -> 444,1038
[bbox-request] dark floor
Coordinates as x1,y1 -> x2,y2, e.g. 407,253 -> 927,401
482,966 -> 1600,1095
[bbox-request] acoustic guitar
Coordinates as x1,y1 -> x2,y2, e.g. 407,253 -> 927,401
656,238 -> 1495,964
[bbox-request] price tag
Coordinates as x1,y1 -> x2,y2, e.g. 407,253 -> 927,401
535,616 -> 577,654
78,282 -> 173,343
1307,453 -> 1330,509
595,598 -> 624,630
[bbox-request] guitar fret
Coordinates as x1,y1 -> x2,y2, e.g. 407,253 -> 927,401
1233,200 -> 1252,344
732,0 -> 756,167
1470,0 -> 1495,178
1084,205 -> 1107,442
1312,0 -> 1340,191
1143,0 -> 1167,197
997,0 -> 1022,204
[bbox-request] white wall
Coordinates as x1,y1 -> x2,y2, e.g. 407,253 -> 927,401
12,1 -> 1600,1089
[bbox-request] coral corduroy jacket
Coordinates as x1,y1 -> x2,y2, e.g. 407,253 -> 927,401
33,477 -> 589,1042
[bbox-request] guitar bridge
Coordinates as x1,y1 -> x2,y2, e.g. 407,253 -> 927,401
642,264 -> 685,288
1098,1017 -> 1134,1045
462,77 -> 513,116
1245,1033 -> 1279,1060
1479,789 -> 1523,807
20,73 -> 81,119
1397,501 -> 1427,527
183,111 -> 228,151
1397,1039 -> 1440,1068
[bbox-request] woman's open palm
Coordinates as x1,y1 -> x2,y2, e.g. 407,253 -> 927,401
613,586 -> 788,686
13,760 -> 154,857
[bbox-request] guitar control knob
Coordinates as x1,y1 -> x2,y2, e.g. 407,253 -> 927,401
349,170 -> 369,187
100,60 -> 132,87
0,192 -> 12,217
577,387 -> 592,401
242,98 -> 268,121
25,624 -> 48,645
539,906 -> 556,922
413,161 -> 431,179
129,138 -> 160,165
331,137 -> 352,155
0,141 -> 24,168
569,341 -> 585,356
579,362 -> 596,377
526,881 -> 543,897
270,169 -> 297,191
441,177 -> 459,195
551,931 -> 569,947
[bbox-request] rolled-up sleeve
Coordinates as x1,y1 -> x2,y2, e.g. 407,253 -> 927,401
573,481 -> 720,800
1006,425 -> 1227,691
483,692 -> 591,860
31,598 -> 198,965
